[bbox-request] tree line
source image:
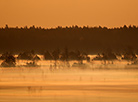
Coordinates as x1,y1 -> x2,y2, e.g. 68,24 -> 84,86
0,25 -> 138,54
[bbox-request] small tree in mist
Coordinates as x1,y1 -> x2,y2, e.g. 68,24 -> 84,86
52,48 -> 60,68
5,24 -> 9,29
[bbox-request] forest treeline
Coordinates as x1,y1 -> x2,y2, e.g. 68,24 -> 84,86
0,25 -> 138,54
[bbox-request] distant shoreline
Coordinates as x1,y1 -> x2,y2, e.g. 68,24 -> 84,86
0,25 -> 138,54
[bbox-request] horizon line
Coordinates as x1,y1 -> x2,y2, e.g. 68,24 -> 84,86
1,24 -> 138,29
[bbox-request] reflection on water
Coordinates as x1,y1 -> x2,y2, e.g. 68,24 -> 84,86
0,60 -> 138,102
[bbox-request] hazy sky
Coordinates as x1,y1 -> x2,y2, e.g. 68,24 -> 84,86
0,0 -> 138,28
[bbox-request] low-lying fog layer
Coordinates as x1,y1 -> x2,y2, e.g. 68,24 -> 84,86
0,59 -> 138,102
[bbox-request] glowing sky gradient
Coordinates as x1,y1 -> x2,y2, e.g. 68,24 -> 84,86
0,0 -> 138,28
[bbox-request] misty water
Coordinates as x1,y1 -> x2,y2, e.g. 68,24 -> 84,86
0,59 -> 138,102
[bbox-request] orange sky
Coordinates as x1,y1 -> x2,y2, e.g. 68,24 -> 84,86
0,0 -> 138,28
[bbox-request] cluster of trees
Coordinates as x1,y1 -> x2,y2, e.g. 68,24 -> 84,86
0,25 -> 138,54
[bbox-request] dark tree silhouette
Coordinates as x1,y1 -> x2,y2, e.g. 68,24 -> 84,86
0,25 -> 138,54
1,53 -> 16,67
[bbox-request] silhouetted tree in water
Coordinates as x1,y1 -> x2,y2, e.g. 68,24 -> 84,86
0,52 -> 10,60
105,48 -> 117,60
76,50 -> 83,64
5,24 -> 8,29
44,51 -> 53,60
52,48 -> 60,68
81,52 -> 90,62
68,51 -> 78,60
60,47 -> 69,61
60,47 -> 70,67
18,51 -> 33,60
1,53 -> 16,67
93,48 -> 117,64
17,51 -> 40,60
122,46 -> 137,61
52,48 -> 60,61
